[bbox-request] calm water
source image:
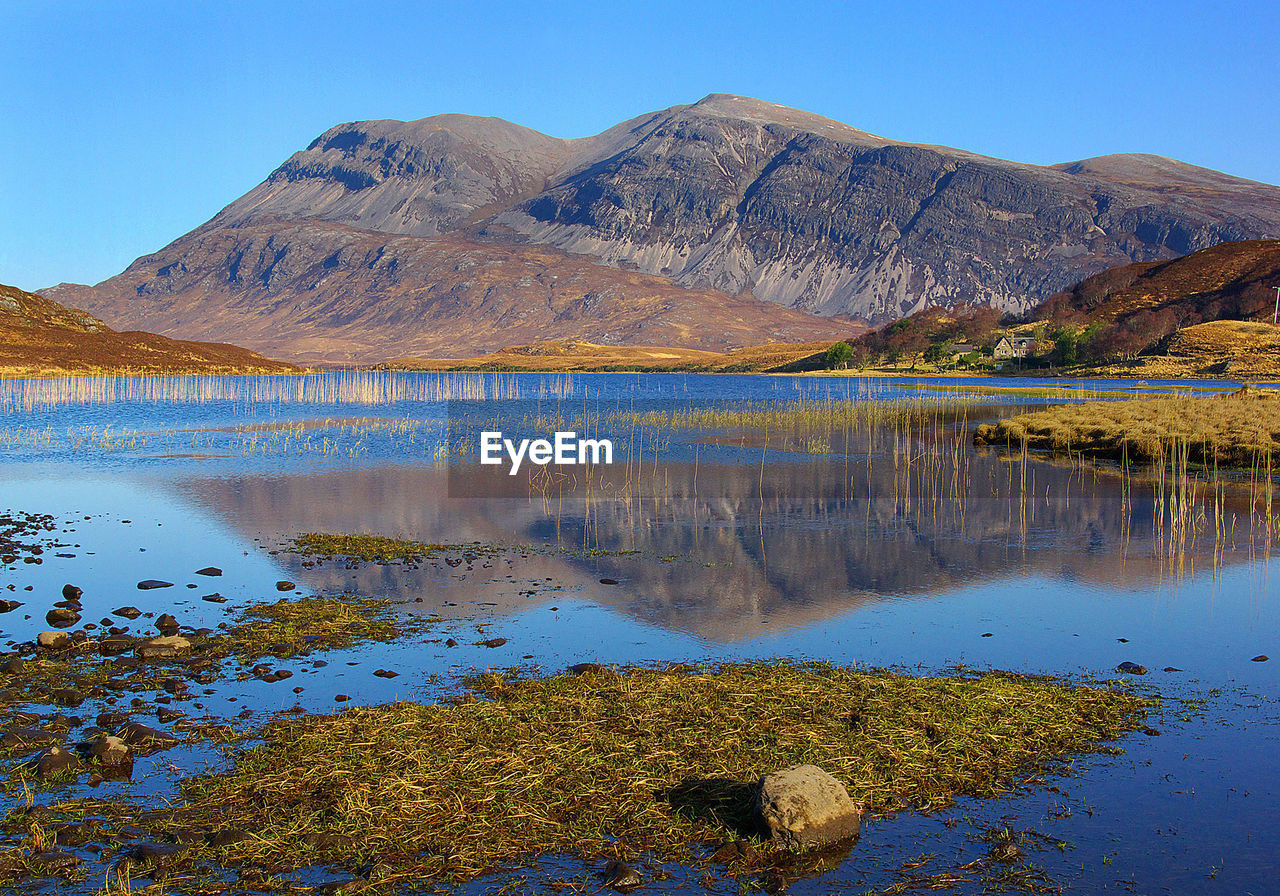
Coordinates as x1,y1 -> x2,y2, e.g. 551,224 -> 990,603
1,372 -> 1276,895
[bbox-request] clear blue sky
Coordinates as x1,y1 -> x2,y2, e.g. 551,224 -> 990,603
2,0 -> 1277,291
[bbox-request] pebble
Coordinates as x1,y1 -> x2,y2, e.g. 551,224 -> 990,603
373,669 -> 399,678
91,734 -> 132,767
276,580 -> 296,591
113,606 -> 143,619
61,584 -> 83,601
1252,655 -> 1269,662
137,580 -> 174,590
602,859 -> 643,891
196,566 -> 223,576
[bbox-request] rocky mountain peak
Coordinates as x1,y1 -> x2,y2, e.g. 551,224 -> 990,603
53,94 -> 1280,363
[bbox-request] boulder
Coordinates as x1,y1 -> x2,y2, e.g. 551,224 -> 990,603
32,849 -> 80,871
49,688 -> 84,707
0,727 -> 60,749
756,764 -> 861,851
155,613 -> 180,635
116,721 -> 180,748
135,635 -> 191,659
61,584 -> 83,601
45,607 -> 80,628
1116,662 -> 1148,675
36,745 -> 82,779
37,630 -> 71,651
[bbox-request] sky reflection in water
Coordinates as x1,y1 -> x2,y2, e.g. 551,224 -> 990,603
0,371 -> 1276,894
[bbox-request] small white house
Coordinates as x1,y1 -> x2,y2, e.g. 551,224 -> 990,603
993,336 -> 1036,359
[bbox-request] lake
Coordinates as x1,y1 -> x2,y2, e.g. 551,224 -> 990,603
1,371 -> 1275,894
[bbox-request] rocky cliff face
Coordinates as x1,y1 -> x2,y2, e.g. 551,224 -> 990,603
493,96 -> 1279,319
55,94 -> 1280,362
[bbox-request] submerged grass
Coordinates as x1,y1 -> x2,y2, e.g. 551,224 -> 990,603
140,662 -> 1149,885
223,595 -> 424,659
0,593 -> 429,738
973,388 -> 1280,467
289,532 -> 506,563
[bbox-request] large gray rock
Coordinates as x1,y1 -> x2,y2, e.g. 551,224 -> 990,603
757,764 -> 861,850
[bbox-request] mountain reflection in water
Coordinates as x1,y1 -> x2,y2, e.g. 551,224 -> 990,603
173,439 -> 1270,642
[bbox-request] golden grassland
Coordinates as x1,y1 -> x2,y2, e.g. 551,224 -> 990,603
82,662 -> 1148,887
974,387 -> 1280,466
376,319 -> 1280,380
382,339 -> 841,373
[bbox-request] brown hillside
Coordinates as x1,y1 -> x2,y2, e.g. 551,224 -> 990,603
47,225 -> 862,365
0,283 -> 298,378
1035,239 -> 1280,325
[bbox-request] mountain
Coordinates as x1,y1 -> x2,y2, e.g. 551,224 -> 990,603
0,282 -> 297,376
53,94 -> 1280,363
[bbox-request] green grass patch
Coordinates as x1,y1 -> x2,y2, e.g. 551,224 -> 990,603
136,662 -> 1149,885
223,595 -> 426,659
288,532 -> 508,563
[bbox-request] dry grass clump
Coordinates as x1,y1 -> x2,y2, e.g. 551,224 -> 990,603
974,389 -> 1280,466
156,663 -> 1148,883
619,397 -> 977,432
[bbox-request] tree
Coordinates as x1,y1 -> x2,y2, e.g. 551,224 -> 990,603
923,339 -> 953,366
823,341 -> 853,370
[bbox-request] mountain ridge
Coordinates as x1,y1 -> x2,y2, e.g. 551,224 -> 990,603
54,94 -> 1280,363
